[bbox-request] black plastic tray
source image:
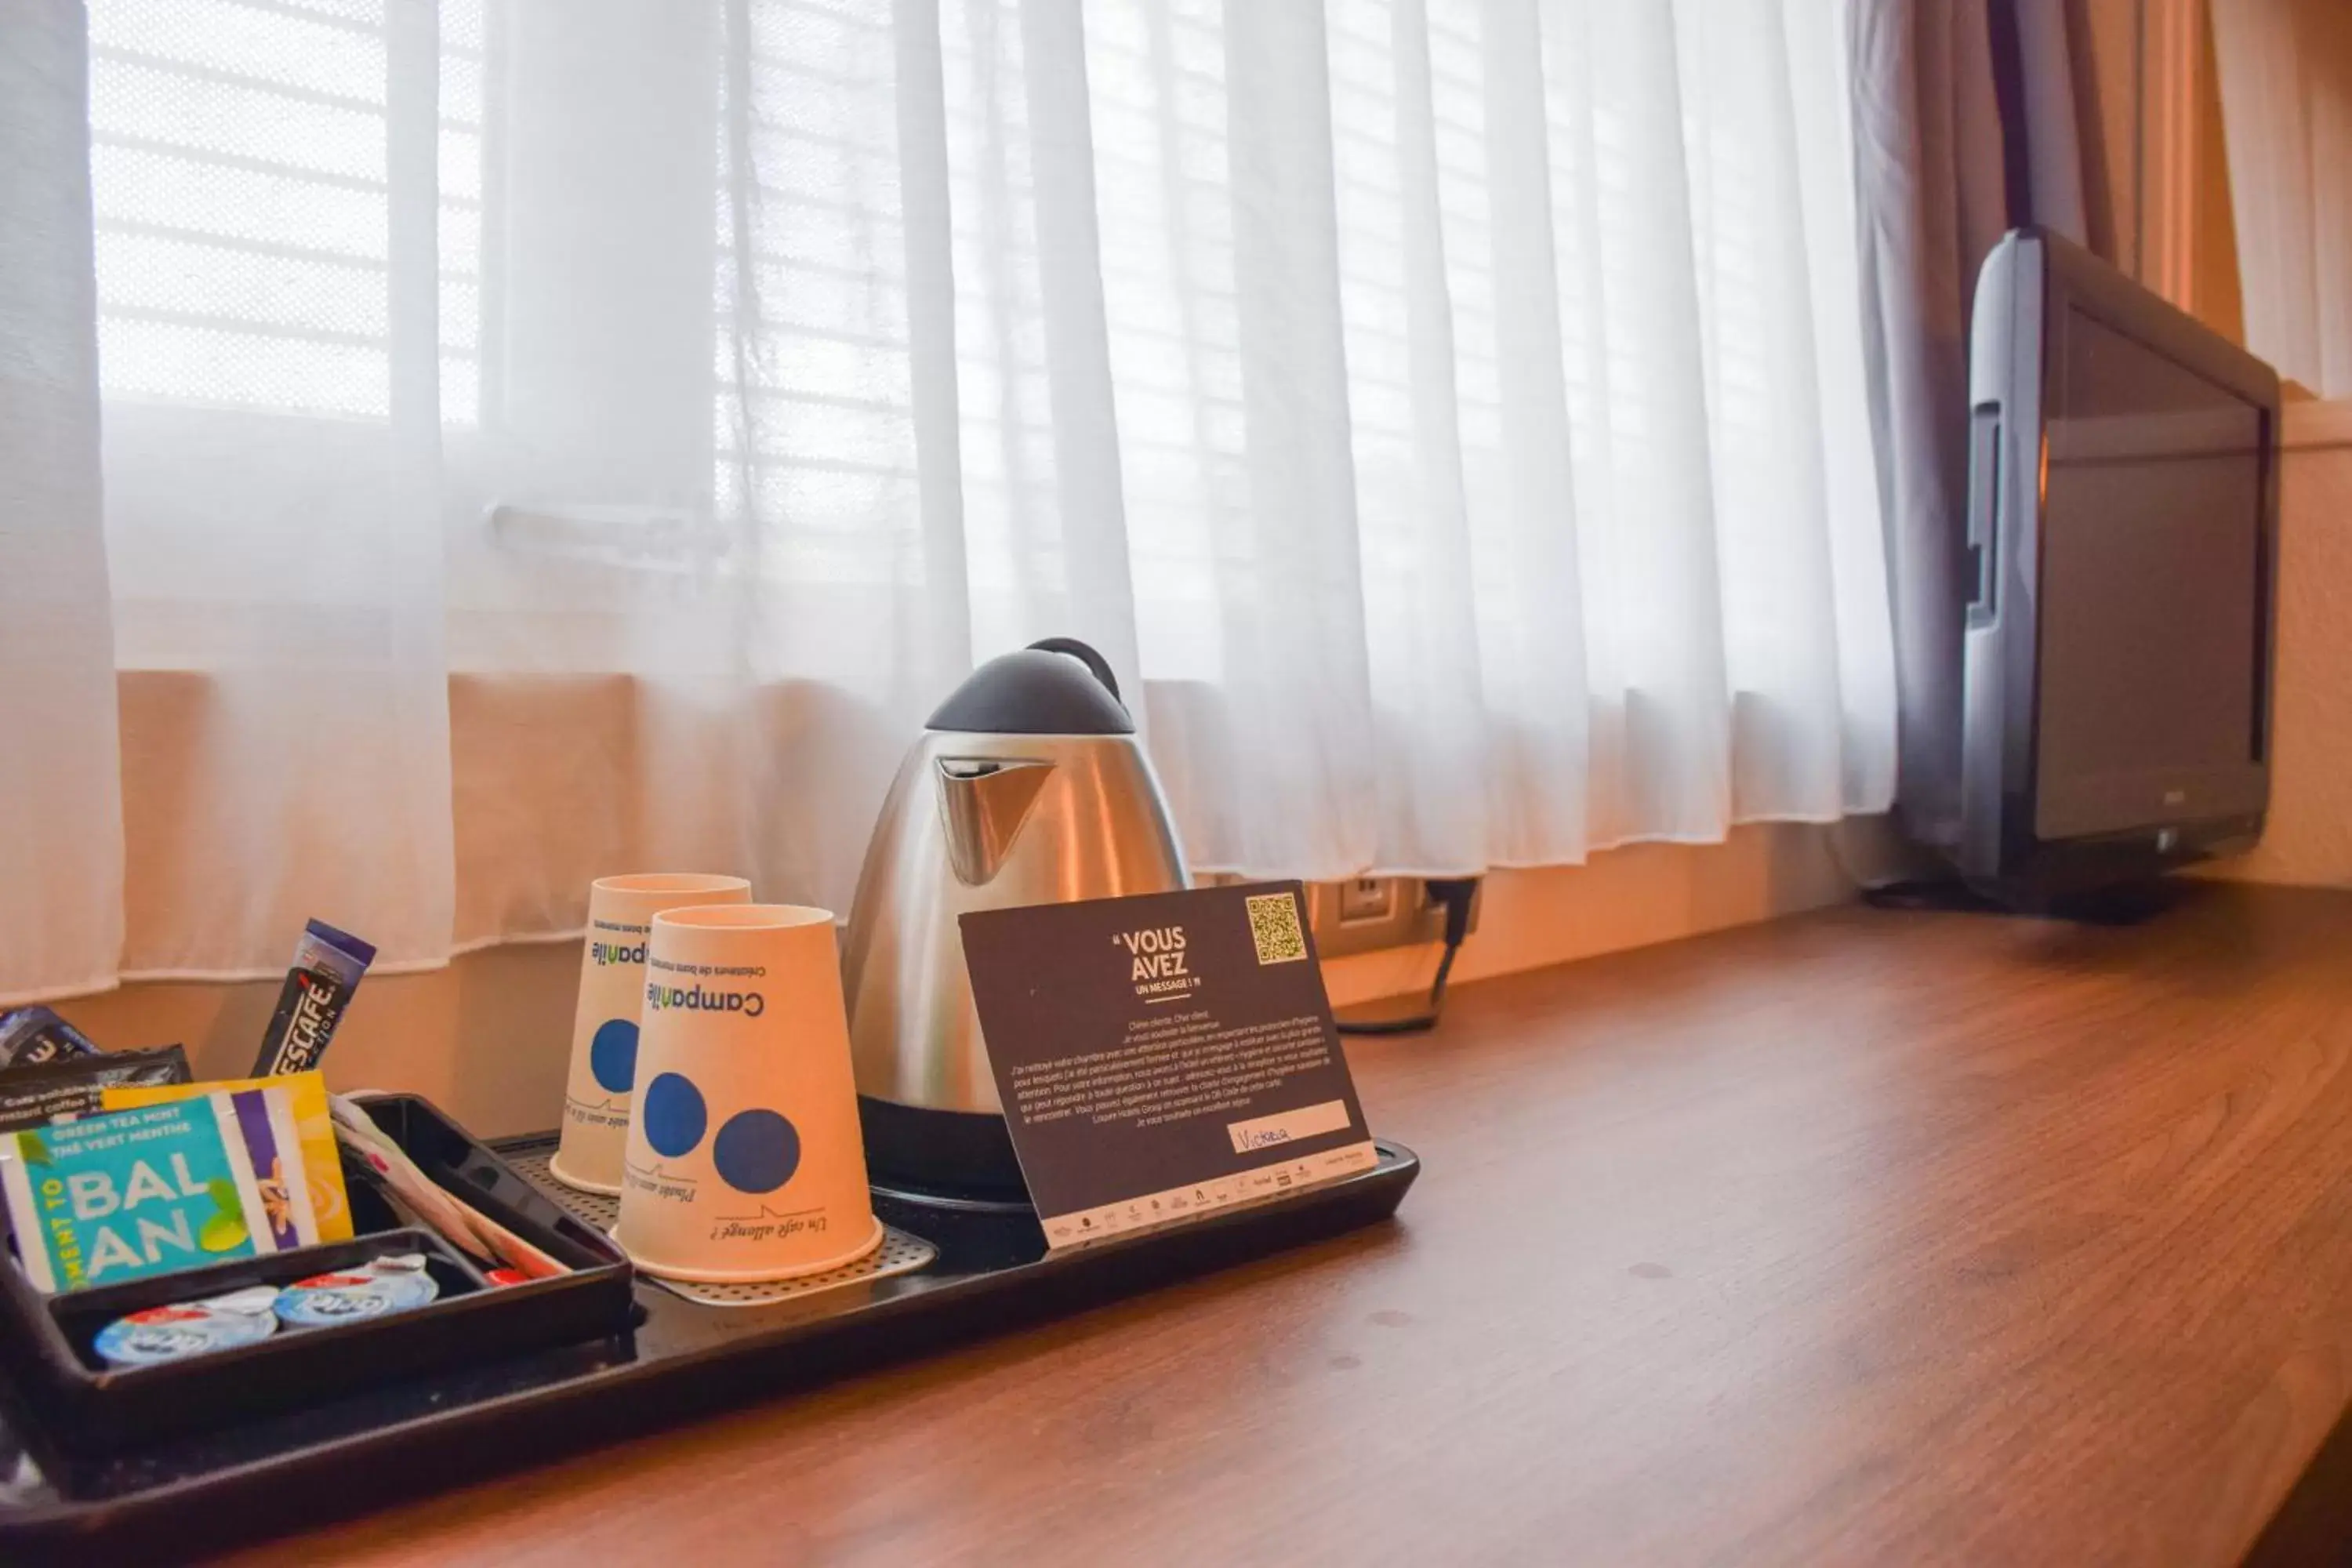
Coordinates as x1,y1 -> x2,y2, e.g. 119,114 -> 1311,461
0,1132 -> 1417,1563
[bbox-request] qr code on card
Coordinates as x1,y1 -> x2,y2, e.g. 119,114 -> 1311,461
1245,891 -> 1308,965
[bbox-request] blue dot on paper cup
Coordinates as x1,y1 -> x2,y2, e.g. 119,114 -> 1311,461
641,1073 -> 708,1158
713,1109 -> 800,1194
588,1018 -> 639,1094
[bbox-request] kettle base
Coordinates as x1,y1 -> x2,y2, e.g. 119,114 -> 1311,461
858,1094 -> 1034,1204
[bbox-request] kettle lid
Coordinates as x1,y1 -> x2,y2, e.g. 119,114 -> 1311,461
926,637 -> 1135,735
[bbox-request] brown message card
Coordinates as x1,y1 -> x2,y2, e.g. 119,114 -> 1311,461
960,881 -> 1378,1249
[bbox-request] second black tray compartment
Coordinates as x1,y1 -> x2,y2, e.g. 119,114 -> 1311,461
27,1226 -> 487,1451
0,1091 -> 635,1461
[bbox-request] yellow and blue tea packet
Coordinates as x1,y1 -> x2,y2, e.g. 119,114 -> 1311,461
0,1086 -> 325,1293
103,1070 -> 354,1245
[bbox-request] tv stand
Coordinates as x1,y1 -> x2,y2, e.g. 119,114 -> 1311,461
1861,873 -> 2211,927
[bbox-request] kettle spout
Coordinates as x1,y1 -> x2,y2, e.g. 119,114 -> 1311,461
936,758 -> 1055,886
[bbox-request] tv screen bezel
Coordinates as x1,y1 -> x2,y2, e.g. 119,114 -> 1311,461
1956,227 -> 2281,898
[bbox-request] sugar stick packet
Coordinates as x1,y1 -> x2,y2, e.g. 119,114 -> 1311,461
0,1087 -> 321,1293
251,920 -> 376,1078
103,1072 -> 354,1243
327,1096 -> 568,1279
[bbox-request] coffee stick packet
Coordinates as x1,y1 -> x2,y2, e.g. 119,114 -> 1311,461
0,1007 -> 103,1072
0,1047 -> 194,1134
251,920 -> 376,1078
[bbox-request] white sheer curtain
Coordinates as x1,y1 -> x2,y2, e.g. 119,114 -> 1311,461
1,5 -> 125,996
0,0 -> 1893,999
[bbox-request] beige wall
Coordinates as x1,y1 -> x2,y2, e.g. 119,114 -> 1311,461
60,939 -> 583,1140
58,822 -> 1864,1139
2213,401 -> 2352,888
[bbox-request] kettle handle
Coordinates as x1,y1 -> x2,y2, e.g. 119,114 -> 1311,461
1025,637 -> 1122,705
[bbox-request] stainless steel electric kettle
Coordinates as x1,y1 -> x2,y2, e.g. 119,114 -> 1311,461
841,637 -> 1188,1198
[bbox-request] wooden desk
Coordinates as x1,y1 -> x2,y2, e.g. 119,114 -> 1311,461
237,884 -> 2352,1566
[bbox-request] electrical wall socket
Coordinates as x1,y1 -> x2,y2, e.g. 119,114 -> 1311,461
1337,877 -> 1394,924
1306,876 -> 1482,960
1191,874 -> 1482,960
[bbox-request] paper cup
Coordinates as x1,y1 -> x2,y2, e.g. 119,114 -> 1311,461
612,904 -> 882,1283
550,873 -> 753,1194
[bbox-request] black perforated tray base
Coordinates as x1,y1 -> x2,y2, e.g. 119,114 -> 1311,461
0,1134 -> 1418,1565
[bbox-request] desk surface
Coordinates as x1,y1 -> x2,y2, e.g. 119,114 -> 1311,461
237,883 -> 2352,1566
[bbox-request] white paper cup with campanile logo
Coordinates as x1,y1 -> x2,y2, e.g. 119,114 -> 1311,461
549,873 -> 753,1195
612,904 -> 883,1282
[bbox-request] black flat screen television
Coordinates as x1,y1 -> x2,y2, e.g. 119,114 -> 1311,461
1958,228 -> 2281,902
